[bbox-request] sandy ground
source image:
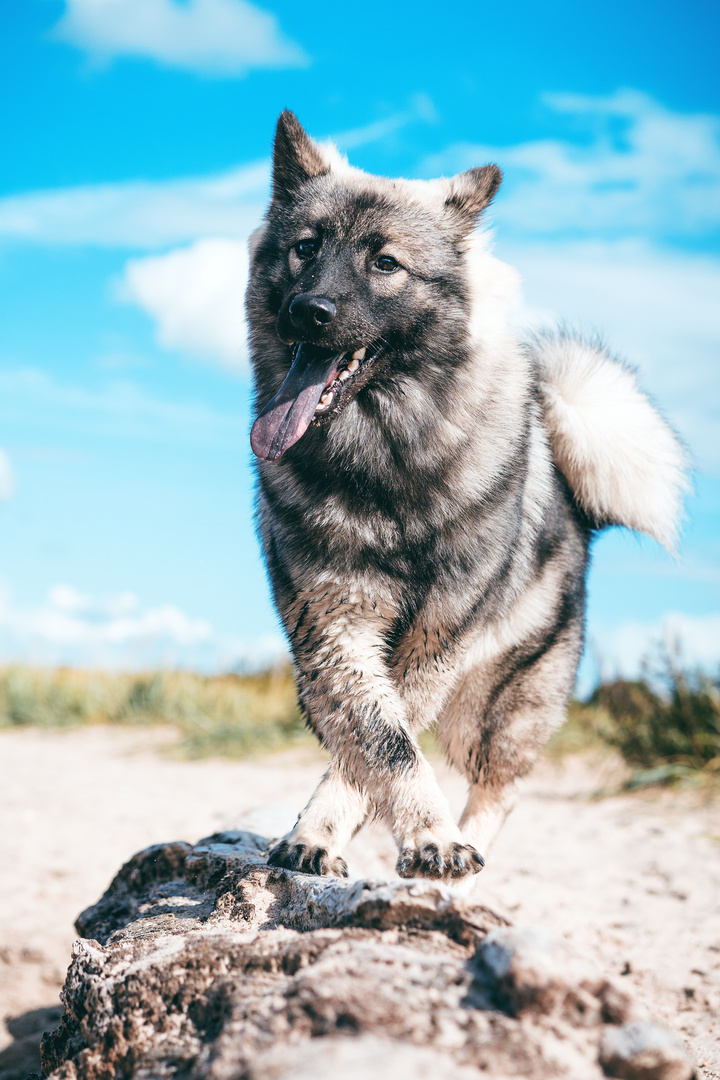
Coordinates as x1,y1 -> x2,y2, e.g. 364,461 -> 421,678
1,726 -> 719,1079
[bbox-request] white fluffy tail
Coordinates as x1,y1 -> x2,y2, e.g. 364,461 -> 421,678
531,332 -> 689,551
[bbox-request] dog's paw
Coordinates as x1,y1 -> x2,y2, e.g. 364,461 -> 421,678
267,837 -> 349,878
396,838 -> 484,881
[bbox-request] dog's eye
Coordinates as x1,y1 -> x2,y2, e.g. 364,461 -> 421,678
294,239 -> 318,260
374,255 -> 400,273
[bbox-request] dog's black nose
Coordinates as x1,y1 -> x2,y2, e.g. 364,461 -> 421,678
288,294 -> 337,333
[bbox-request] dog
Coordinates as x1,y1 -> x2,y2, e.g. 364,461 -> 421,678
246,110 -> 688,882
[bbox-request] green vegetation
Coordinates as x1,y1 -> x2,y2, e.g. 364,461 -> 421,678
0,664 -> 311,758
549,651 -> 720,788
1,652 -> 718,785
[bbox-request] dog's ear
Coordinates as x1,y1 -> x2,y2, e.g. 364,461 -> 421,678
272,111 -> 329,204
444,165 -> 502,230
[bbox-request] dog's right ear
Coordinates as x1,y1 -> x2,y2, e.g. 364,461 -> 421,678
272,111 -> 329,205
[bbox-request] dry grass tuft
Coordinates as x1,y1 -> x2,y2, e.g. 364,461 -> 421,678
0,664 -> 310,758
549,650 -> 720,789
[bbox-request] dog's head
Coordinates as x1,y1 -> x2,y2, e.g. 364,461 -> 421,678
249,111 -> 501,462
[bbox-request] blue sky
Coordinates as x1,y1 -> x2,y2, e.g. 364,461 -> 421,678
0,0 -> 718,681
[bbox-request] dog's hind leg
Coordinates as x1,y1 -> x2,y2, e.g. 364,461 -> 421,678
437,611 -> 583,860
268,759 -> 368,877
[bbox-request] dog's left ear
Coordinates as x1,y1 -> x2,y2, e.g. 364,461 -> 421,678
444,165 -> 502,230
272,110 -> 329,205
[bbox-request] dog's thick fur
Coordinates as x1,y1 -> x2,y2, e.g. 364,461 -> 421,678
246,112 -> 688,881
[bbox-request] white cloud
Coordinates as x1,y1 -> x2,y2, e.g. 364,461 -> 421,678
591,611 -> 720,682
48,584 -> 93,613
120,238 -> 249,370
503,239 -> 720,473
0,161 -> 268,248
425,90 -> 720,242
0,449 -> 14,500
0,584 -> 286,671
52,0 -> 307,76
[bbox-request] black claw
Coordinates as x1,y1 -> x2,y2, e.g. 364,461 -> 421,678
311,847 -> 327,875
292,845 -> 308,871
421,844 -> 444,878
450,852 -> 467,878
267,840 -> 291,868
396,849 -> 418,879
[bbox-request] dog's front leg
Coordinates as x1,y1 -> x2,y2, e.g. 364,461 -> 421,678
268,759 -> 367,877
267,583 -> 483,880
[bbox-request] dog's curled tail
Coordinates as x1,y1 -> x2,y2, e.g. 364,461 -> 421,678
531,331 -> 690,551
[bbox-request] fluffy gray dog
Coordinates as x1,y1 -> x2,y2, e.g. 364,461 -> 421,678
246,111 -> 687,882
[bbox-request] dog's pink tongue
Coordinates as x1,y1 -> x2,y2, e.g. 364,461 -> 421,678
251,345 -> 340,462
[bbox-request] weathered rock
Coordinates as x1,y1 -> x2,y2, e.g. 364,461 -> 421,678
599,1022 -> 695,1080
477,926 -> 631,1024
39,830 -> 692,1080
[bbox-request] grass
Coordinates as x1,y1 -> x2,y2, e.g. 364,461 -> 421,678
0,664 -> 311,758
548,650 -> 720,789
1,652 -> 718,785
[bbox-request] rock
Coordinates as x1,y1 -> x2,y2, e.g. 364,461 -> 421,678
477,926 -> 633,1024
599,1022 -> 695,1080
245,1035 -> 482,1079
39,830 -> 692,1080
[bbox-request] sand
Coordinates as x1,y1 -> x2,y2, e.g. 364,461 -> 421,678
0,726 -> 718,1077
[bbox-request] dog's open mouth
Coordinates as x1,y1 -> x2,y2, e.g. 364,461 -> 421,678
251,342 -> 378,462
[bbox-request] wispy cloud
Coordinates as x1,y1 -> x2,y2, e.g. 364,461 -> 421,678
0,449 -> 15,500
425,90 -> 720,243
0,582 -> 286,670
504,239 -> 720,473
0,368 -> 246,447
0,161 -> 268,249
330,95 -> 438,152
0,99 -> 432,249
1,90 -> 715,251
120,238 -> 249,370
590,610 -> 720,682
51,0 -> 308,77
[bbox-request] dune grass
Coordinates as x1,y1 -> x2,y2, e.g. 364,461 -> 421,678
1,653 -> 718,785
0,664 -> 311,758
547,652 -> 720,788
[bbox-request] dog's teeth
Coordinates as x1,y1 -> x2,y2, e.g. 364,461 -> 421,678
352,347 -> 366,362
338,369 -> 351,382
320,391 -> 333,405
347,358 -> 360,373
